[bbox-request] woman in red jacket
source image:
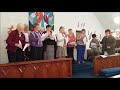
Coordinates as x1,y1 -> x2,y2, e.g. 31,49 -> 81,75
67,29 -> 76,63
6,23 -> 26,63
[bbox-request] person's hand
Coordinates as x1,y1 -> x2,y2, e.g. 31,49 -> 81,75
47,36 -> 50,39
63,32 -> 67,37
38,36 -> 41,40
62,31 -> 65,35
68,37 -> 70,41
15,43 -> 22,49
107,46 -> 110,49
74,44 -> 77,47
49,34 -> 52,37
75,46 -> 77,48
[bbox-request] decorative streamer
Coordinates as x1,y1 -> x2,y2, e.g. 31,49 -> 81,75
86,36 -> 88,42
81,23 -> 83,28
89,32 -> 92,40
83,22 -> 85,28
81,22 -> 85,28
78,22 -> 79,27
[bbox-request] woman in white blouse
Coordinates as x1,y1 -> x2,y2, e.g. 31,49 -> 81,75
56,26 -> 68,58
23,24 -> 30,60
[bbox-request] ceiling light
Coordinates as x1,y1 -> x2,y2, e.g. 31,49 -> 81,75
114,16 -> 120,24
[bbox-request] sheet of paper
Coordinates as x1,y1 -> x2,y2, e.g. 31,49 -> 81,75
91,43 -> 97,48
104,51 -> 108,55
69,42 -> 76,45
22,44 -> 28,51
100,55 -> 107,58
91,43 -> 96,46
19,40 -> 22,49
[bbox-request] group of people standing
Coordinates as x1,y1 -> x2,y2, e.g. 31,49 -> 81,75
6,23 -> 116,64
89,29 -> 116,59
6,23 -> 76,63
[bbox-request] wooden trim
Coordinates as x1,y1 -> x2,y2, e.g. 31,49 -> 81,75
0,58 -> 72,78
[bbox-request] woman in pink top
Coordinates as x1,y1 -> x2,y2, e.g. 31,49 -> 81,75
67,29 -> 76,63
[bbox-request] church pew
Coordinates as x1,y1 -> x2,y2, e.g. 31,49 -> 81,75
93,54 -> 120,76
0,58 -> 72,78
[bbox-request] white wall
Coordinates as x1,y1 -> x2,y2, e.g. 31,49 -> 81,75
0,12 -> 29,64
54,12 -> 105,59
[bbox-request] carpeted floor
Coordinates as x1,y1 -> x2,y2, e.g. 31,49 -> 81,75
72,61 -> 106,78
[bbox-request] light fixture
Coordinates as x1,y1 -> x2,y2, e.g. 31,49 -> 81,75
112,32 -> 117,37
114,16 -> 120,24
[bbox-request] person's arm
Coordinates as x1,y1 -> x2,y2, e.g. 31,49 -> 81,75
49,32 -> 56,40
76,36 -> 83,41
49,35 -> 55,40
6,31 -> 22,49
6,31 -> 16,47
29,32 -> 38,42
76,36 -> 80,40
21,34 -> 26,44
100,37 -> 104,44
20,35 -> 26,49
89,41 -> 92,48
41,33 -> 48,41
96,39 -> 100,47
73,34 -> 76,42
110,37 -> 116,48
73,34 -> 77,46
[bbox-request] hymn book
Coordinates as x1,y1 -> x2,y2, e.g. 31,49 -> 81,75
100,55 -> 107,58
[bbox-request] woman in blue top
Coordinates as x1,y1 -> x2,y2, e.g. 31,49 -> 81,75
76,29 -> 87,64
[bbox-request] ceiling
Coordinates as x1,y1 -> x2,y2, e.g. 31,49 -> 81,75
93,12 -> 120,31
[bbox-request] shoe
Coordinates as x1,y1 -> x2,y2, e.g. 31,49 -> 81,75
78,62 -> 81,64
72,60 -> 76,64
82,61 -> 85,63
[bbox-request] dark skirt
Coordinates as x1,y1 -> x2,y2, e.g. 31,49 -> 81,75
30,46 -> 43,60
44,45 -> 54,60
7,48 -> 24,63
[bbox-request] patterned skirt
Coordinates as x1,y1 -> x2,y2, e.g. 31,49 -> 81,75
56,46 -> 67,58
44,45 -> 54,60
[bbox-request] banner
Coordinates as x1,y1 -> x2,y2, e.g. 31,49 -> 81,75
29,12 -> 54,30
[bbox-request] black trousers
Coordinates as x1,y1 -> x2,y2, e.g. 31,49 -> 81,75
31,46 -> 43,60
7,49 -> 24,63
67,47 -> 74,60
